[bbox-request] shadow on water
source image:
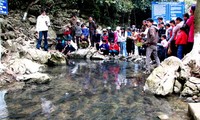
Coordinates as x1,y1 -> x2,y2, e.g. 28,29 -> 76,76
4,60 -> 189,120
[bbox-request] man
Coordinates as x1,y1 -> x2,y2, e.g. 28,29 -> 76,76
89,17 -> 97,47
75,19 -> 82,49
36,9 -> 50,51
70,15 -> 77,42
157,17 -> 164,24
145,18 -> 160,74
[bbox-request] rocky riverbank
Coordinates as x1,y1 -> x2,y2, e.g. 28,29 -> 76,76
145,49 -> 200,102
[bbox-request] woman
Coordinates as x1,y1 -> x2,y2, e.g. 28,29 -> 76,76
186,5 -> 195,54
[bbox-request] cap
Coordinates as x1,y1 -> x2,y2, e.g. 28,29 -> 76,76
77,19 -> 80,23
107,27 -> 111,30
103,29 -> 107,32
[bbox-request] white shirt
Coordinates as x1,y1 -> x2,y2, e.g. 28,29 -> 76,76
36,15 -> 50,32
161,39 -> 168,48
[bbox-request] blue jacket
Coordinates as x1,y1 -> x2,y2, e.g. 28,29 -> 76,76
99,43 -> 109,51
82,27 -> 89,37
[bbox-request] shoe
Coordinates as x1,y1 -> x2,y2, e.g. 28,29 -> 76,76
143,70 -> 151,74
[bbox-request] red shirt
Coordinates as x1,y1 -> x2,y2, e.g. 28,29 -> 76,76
175,30 -> 188,45
64,30 -> 71,36
109,43 -> 120,51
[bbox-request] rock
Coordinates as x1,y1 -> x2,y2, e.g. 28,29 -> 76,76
28,17 -> 36,25
91,52 -> 106,60
192,95 -> 198,100
16,73 -> 51,84
7,58 -> 44,75
181,77 -> 200,96
157,112 -> 169,120
144,57 -> 183,96
23,49 -> 51,64
188,103 -> 200,120
48,51 -> 66,66
70,48 -> 90,59
86,48 -> 96,59
7,82 -> 25,92
48,27 -> 57,40
174,80 -> 183,93
5,31 -> 16,39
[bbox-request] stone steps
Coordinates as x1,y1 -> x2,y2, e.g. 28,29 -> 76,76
188,103 -> 200,120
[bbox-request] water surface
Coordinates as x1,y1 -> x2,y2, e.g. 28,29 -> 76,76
3,60 -> 189,120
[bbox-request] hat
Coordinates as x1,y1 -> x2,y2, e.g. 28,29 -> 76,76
103,29 -> 107,32
116,26 -> 120,31
77,19 -> 81,23
107,27 -> 111,30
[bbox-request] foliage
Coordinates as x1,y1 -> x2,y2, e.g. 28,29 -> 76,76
8,0 -> 153,27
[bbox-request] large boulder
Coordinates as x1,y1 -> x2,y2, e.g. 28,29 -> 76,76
16,73 -> 51,84
47,51 -> 66,66
7,58 -> 44,75
23,49 -> 51,64
91,52 -> 107,60
70,48 -> 90,59
144,57 -> 183,96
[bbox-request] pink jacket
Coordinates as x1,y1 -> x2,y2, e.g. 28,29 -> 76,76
186,15 -> 194,43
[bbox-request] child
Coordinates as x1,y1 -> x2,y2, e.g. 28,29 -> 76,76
62,40 -> 76,56
80,34 -> 89,48
109,41 -> 120,56
175,27 -> 188,59
55,34 -> 66,52
93,30 -> 101,50
102,29 -> 109,44
99,40 -> 109,55
161,34 -> 168,59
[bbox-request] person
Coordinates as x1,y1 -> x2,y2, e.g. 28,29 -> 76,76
70,15 -> 77,42
36,9 -> 50,51
126,28 -> 133,56
168,17 -> 184,56
93,30 -> 101,51
75,19 -> 82,49
158,22 -> 166,43
165,23 -> 171,41
101,29 -> 109,44
99,40 -> 109,55
183,13 -> 190,24
119,27 -> 127,57
115,26 -> 121,43
62,39 -> 76,56
80,34 -> 89,48
145,18 -> 160,74
182,13 -> 190,35
81,23 -> 89,39
160,34 -> 168,59
89,17 -> 97,47
107,27 -> 115,43
157,17 -> 164,24
186,5 -> 196,54
55,34 -> 66,52
109,41 -> 120,56
141,20 -> 147,32
63,25 -> 71,36
175,27 -> 188,59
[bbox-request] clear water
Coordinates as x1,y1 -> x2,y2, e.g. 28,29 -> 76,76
2,60 -> 189,120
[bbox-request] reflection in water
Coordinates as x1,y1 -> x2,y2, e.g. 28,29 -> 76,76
0,90 -> 8,119
4,60 -> 189,120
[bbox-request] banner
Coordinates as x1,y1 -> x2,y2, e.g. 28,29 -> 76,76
152,2 -> 185,23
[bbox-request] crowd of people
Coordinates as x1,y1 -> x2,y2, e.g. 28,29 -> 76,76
35,5 -> 195,74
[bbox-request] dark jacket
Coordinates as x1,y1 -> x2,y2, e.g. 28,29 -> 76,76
89,21 -> 97,31
146,26 -> 159,45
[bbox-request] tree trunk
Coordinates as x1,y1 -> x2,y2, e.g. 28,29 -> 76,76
192,0 -> 200,54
